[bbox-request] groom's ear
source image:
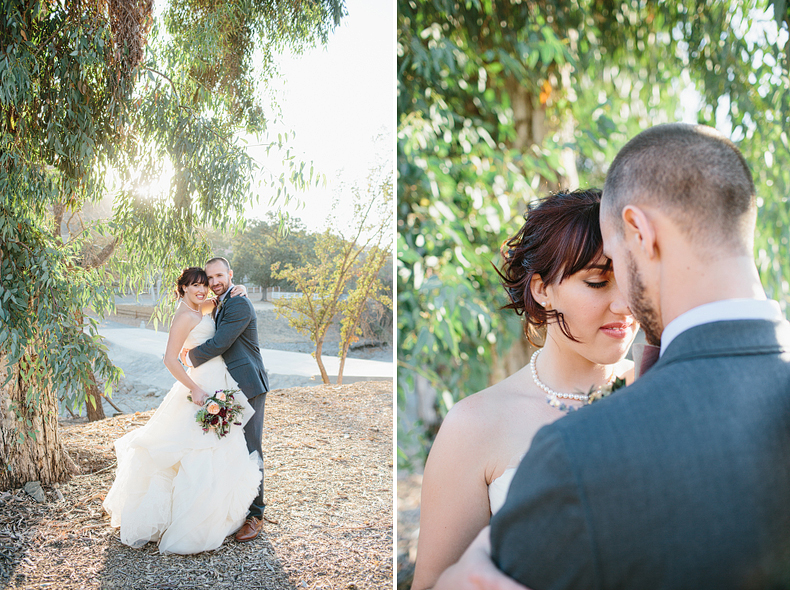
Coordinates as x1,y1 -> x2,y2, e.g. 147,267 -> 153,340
622,205 -> 658,260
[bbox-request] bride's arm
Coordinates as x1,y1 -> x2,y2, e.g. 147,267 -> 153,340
434,527 -> 530,590
198,283 -> 249,314
163,311 -> 209,404
411,396 -> 495,590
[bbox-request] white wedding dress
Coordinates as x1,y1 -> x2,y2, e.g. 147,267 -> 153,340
488,453 -> 526,515
103,313 -> 262,554
489,467 -> 518,515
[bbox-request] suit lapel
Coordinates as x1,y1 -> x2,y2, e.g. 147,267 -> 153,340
214,293 -> 228,324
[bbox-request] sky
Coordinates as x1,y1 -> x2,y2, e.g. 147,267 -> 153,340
244,0 -> 395,233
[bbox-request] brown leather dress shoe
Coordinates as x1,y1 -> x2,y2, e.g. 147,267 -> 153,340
234,516 -> 264,542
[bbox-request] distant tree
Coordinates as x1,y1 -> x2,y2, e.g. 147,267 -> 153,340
337,169 -> 393,382
232,213 -> 316,294
349,252 -> 394,348
337,246 -> 392,382
0,0 -> 344,489
204,226 -> 235,262
272,164 -> 392,384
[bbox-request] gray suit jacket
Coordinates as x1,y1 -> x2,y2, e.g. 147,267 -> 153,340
491,319 -> 790,590
188,294 -> 269,399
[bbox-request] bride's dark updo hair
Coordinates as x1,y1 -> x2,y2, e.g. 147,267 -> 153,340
500,188 -> 605,345
174,267 -> 209,300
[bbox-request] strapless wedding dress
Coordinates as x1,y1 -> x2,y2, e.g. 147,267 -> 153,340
488,454 -> 526,515
489,468 -> 518,515
103,314 -> 262,554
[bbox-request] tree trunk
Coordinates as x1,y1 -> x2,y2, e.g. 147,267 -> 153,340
506,77 -> 544,151
337,317 -> 358,385
314,339 -> 331,385
505,75 -> 573,193
337,297 -> 372,385
73,310 -> 106,422
0,355 -> 78,491
489,336 -> 535,386
85,378 -> 106,421
337,355 -> 346,385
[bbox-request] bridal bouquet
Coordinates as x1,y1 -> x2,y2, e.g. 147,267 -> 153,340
187,389 -> 244,439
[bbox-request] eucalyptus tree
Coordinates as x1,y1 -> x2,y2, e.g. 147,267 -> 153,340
0,0 -> 344,489
397,0 -> 790,467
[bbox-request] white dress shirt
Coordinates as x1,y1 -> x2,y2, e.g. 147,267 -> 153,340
660,298 -> 785,356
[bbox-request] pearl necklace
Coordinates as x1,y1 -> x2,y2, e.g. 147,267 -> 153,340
530,349 -> 614,413
181,299 -> 201,315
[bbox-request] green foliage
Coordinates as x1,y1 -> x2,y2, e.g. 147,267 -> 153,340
231,212 -> 317,291
398,0 -> 790,469
271,230 -> 351,359
273,162 -> 393,383
0,0 -> 345,440
164,0 -> 345,127
339,246 -> 393,351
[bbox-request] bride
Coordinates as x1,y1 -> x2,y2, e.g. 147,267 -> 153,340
103,267 -> 262,554
411,189 -> 639,589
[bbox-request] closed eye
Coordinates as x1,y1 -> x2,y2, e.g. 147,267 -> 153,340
585,281 -> 608,289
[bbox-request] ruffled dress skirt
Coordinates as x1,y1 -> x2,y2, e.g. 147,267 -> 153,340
103,352 -> 261,554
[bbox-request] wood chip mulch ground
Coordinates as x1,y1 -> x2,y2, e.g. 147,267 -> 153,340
395,473 -> 422,590
0,381 -> 393,590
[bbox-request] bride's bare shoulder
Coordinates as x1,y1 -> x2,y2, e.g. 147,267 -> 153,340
169,305 -> 202,333
439,368 -> 535,442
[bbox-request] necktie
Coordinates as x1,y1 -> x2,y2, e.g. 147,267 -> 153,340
632,343 -> 661,380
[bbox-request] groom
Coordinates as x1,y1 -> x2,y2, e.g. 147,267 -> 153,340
181,256 -> 269,542
437,124 -> 790,589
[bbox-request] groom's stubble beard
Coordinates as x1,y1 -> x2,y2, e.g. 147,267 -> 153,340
627,252 -> 663,346
211,281 -> 229,297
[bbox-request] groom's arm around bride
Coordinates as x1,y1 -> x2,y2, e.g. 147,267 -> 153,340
187,293 -> 268,393
185,258 -> 269,398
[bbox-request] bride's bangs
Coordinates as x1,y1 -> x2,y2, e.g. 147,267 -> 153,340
557,202 -> 604,282
498,188 -> 603,345
175,267 -> 209,299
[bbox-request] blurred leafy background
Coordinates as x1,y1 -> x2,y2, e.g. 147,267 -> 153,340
396,0 -> 790,472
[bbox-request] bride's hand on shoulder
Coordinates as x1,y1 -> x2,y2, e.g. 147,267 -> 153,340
228,284 -> 247,298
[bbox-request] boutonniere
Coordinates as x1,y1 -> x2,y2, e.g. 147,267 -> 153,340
587,376 -> 628,405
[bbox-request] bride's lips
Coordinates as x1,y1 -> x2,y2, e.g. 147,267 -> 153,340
600,322 -> 633,339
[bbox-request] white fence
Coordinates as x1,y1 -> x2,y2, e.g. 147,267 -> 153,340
265,287 -> 302,301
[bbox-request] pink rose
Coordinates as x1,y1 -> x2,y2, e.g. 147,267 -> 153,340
216,392 -> 226,402
207,402 -> 221,415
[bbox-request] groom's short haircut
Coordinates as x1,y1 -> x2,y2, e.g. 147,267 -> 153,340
205,256 -> 231,271
601,123 -> 756,254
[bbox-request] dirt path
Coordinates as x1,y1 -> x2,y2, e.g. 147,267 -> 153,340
107,300 -> 390,360
0,382 -> 392,590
